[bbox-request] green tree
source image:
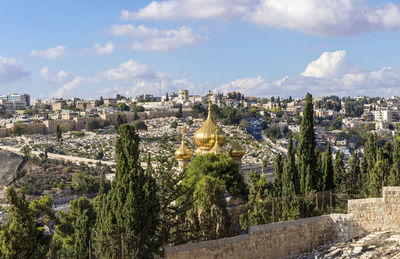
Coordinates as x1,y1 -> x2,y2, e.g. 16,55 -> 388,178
0,188 -> 55,258
348,152 -> 361,194
95,124 -> 160,258
297,93 -> 319,194
281,137 -> 300,220
56,124 -> 62,142
117,102 -> 130,111
176,104 -> 183,118
321,142 -> 334,191
388,138 -> 400,185
132,120 -> 148,131
240,172 -> 271,230
333,151 -> 346,193
53,197 -> 96,258
182,153 -> 247,240
21,145 -> 31,160
273,154 -> 283,197
183,153 -> 247,200
114,113 -> 127,131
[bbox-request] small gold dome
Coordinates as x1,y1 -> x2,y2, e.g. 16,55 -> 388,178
193,92 -> 226,152
175,127 -> 192,160
210,135 -> 223,156
229,140 -> 245,160
229,128 -> 245,160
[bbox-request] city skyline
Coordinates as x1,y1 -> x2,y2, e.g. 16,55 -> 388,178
2,0 -> 400,99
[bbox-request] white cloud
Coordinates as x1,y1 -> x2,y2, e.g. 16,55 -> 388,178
40,67 -> 72,83
93,41 -> 115,55
109,25 -> 207,52
51,59 -> 192,98
215,50 -> 400,97
248,0 -> 400,36
301,50 -> 355,78
30,46 -> 68,59
0,55 -> 30,85
121,0 -> 255,21
125,0 -> 400,36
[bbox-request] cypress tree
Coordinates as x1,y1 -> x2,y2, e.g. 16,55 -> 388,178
369,150 -> 385,197
334,151 -> 346,193
297,93 -> 319,194
389,138 -> 400,186
348,152 -> 361,195
364,134 -> 377,176
284,137 -> 298,194
281,137 -> 300,220
95,124 -> 160,258
273,153 -> 284,197
240,172 -> 271,230
321,142 -> 334,191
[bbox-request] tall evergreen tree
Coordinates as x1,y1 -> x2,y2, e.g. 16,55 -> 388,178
114,113 -> 127,131
348,152 -> 361,195
176,104 -> 183,118
369,151 -> 385,197
364,134 -> 377,176
389,138 -> 400,186
281,137 -> 300,220
297,93 -> 319,194
94,124 -> 160,258
284,137 -> 298,194
334,151 -> 346,193
0,188 -> 55,258
53,197 -> 96,258
56,124 -> 62,143
240,172 -> 272,230
273,153 -> 284,197
321,142 -> 334,191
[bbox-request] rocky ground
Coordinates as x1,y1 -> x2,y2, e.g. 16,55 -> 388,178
0,150 -> 23,199
298,230 -> 400,258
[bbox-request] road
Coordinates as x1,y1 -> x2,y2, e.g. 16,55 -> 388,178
262,135 -> 288,155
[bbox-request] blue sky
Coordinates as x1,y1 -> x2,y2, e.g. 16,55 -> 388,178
1,0 -> 400,99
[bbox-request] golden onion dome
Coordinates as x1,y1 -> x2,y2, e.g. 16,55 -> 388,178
210,135 -> 224,156
175,127 -> 192,160
229,127 -> 245,160
193,92 -> 226,151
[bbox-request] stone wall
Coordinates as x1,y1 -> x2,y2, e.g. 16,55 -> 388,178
333,186 -> 400,241
164,187 -> 400,259
165,216 -> 334,259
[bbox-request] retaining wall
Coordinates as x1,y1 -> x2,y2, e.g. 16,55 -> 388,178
165,187 -> 400,259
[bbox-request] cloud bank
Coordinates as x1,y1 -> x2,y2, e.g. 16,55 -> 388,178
215,50 -> 400,97
109,24 -> 207,52
124,0 -> 400,36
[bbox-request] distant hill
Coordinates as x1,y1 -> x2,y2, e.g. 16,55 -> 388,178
0,150 -> 23,199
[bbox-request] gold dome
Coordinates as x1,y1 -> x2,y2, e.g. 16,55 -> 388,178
210,135 -> 224,156
175,127 -> 192,160
193,92 -> 226,152
229,127 -> 245,160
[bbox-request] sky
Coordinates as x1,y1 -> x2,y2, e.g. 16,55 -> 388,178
1,0 -> 400,100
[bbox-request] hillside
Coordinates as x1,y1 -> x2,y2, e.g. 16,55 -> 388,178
0,150 -> 23,199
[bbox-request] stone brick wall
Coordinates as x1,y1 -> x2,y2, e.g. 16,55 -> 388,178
165,216 -> 334,259
164,187 -> 400,259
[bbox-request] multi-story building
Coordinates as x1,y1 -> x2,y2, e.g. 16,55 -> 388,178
0,93 -> 30,113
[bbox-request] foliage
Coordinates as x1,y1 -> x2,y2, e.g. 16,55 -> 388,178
297,93 -> 319,194
114,113 -> 127,131
132,120 -> 148,131
95,124 -> 160,258
321,142 -> 334,191
0,188 -> 55,258
53,197 -> 96,258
